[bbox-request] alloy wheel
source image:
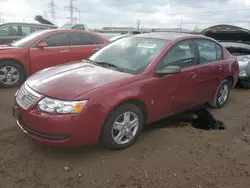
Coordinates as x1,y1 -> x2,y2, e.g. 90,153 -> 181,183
111,111 -> 139,145
217,83 -> 229,106
0,66 -> 20,85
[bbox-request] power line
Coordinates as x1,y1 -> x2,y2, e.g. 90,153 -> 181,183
47,0 -> 57,22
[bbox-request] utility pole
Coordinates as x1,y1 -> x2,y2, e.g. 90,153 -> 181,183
48,0 -> 57,22
43,11 -> 48,18
77,10 -> 81,23
65,0 -> 79,23
137,20 -> 141,31
0,12 -> 3,23
179,18 -> 183,33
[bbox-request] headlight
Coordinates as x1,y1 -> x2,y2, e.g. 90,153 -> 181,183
239,70 -> 247,77
38,97 -> 88,114
237,55 -> 250,62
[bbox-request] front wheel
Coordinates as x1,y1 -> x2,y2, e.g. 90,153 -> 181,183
209,79 -> 231,108
0,61 -> 26,88
101,103 -> 144,150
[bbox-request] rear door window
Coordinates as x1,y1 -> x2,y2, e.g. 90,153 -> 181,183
93,36 -> 104,44
70,32 -> 95,45
196,39 -> 219,63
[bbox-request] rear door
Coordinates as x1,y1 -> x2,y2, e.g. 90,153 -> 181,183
194,39 -> 224,102
69,32 -> 104,62
29,31 -> 70,73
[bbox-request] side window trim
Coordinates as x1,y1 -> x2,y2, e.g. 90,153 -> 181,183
216,43 -> 223,60
155,39 -> 198,71
32,32 -> 70,48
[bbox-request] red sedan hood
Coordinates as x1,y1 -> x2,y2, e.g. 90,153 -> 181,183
0,45 -> 18,50
26,62 -> 133,100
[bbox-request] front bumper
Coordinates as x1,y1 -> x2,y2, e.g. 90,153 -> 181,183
13,101 -> 107,147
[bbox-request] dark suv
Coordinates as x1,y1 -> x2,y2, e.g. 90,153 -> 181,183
0,16 -> 57,45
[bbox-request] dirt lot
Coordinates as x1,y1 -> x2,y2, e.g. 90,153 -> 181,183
0,87 -> 250,188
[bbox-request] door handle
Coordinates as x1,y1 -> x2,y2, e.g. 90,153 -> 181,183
93,48 -> 100,51
60,49 -> 69,53
217,65 -> 222,70
189,72 -> 198,79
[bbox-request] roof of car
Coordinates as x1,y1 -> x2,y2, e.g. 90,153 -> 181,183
0,22 -> 57,28
134,32 -> 204,40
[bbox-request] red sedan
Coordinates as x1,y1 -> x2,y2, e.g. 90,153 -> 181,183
0,29 -> 109,88
13,32 -> 239,150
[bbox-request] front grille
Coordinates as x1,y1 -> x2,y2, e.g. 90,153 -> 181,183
16,83 -> 42,110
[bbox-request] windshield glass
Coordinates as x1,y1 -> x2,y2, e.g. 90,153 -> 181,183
11,30 -> 48,47
60,24 -> 73,29
89,37 -> 169,74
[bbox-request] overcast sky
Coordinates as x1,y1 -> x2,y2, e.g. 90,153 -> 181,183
0,0 -> 250,30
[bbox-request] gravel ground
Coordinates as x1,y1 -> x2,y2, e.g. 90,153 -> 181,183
0,87 -> 250,188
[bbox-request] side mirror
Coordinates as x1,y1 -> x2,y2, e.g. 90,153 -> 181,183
155,65 -> 181,77
37,41 -> 48,49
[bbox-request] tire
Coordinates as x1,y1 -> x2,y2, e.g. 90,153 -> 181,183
101,103 -> 144,150
209,79 -> 231,109
0,61 -> 26,88
240,82 -> 250,89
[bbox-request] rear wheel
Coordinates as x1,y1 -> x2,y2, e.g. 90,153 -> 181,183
101,103 -> 144,150
0,61 -> 26,88
209,79 -> 231,108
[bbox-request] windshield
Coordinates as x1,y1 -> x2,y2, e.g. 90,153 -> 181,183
11,30 -> 48,47
89,37 -> 169,74
60,24 -> 73,29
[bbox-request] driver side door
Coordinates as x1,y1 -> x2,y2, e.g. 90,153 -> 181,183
152,39 -> 201,119
29,32 -> 71,73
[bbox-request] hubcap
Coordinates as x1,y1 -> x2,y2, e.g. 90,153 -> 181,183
218,84 -> 229,105
111,111 -> 139,145
0,66 -> 19,85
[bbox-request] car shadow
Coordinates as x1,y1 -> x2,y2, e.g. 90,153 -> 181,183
32,107 -> 227,158
144,107 -> 227,132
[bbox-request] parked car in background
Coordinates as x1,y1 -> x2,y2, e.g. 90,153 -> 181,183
220,41 -> 250,88
0,16 -> 57,45
60,23 -> 89,31
12,32 -> 238,150
0,29 -> 110,88
202,24 -> 250,88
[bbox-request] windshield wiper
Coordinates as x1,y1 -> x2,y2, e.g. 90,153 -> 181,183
83,59 -> 123,72
95,61 -> 123,72
83,58 -> 98,65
